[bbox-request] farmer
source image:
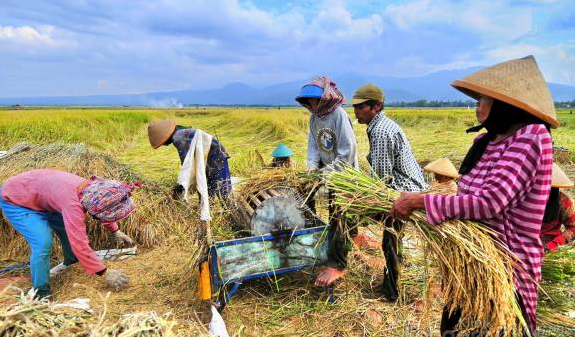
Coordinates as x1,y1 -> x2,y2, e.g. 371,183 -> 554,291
295,76 -> 358,287
541,163 -> 575,252
148,119 -> 232,199
0,169 -> 139,298
423,158 -> 459,195
326,83 -> 427,302
390,56 -> 557,335
270,143 -> 293,168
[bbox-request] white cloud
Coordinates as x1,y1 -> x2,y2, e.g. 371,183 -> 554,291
484,41 -> 575,85
0,25 -> 59,46
484,43 -> 544,61
383,0 -> 534,41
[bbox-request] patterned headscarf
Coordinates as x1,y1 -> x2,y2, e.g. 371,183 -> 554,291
79,176 -> 142,224
300,76 -> 346,117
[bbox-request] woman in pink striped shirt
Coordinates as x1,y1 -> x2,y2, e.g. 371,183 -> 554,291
390,56 -> 558,335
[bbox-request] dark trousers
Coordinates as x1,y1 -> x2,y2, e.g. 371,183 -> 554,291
440,294 -> 531,337
381,217 -> 404,301
323,189 -> 358,270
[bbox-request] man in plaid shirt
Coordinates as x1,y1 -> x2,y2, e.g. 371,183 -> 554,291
351,84 -> 427,302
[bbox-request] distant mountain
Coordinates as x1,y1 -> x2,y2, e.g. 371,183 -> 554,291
2,67 -> 575,106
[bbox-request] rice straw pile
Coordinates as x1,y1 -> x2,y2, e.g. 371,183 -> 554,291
327,167 -> 525,336
0,288 -> 205,336
233,167 -> 319,197
0,143 -> 204,262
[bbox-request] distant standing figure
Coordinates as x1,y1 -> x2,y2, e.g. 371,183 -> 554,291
423,158 -> 459,195
270,143 -> 293,168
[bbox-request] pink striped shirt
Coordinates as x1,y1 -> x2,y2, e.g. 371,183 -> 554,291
1,169 -> 119,275
424,124 -> 553,331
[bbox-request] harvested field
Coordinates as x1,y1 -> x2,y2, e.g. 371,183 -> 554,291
0,107 -> 574,336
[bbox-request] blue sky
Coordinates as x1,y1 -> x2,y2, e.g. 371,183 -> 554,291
1,0 -> 574,97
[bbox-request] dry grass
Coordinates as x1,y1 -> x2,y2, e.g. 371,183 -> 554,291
0,281 -> 207,336
1,107 -> 575,336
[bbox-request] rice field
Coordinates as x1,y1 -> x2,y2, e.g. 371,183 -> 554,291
0,106 -> 574,336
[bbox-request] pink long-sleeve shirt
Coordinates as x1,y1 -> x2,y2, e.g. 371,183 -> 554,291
1,169 -> 119,275
424,124 -> 553,331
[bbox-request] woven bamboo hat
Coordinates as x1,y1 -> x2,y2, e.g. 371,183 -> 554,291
451,55 -> 558,128
424,158 -> 460,179
552,163 -> 573,188
148,119 -> 176,149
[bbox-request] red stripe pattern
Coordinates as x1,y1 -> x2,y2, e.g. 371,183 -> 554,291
424,124 -> 553,331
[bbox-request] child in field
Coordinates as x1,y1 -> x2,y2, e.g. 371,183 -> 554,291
423,158 -> 459,195
270,143 -> 293,168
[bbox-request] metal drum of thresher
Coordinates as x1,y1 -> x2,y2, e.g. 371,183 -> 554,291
234,187 -> 307,235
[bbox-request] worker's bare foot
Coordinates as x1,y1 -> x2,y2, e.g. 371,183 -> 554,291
314,267 -> 346,287
353,233 -> 380,250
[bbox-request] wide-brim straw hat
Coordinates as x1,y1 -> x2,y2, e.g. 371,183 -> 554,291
552,163 -> 574,188
148,119 -> 176,149
424,158 -> 460,179
451,55 -> 558,128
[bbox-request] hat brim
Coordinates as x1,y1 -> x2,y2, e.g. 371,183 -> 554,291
451,80 -> 559,129
149,120 -> 176,149
347,98 -> 370,106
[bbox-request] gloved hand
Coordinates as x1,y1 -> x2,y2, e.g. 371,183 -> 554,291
172,184 -> 185,199
113,230 -> 134,247
105,269 -> 128,291
554,235 -> 566,246
545,241 -> 558,252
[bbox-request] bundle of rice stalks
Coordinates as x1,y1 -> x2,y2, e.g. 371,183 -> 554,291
327,167 -> 525,336
0,289 -> 93,336
233,167 -> 319,197
0,143 -> 204,263
0,288 -> 204,336
94,312 -> 178,336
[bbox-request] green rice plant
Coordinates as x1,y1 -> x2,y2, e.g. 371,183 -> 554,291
0,108 -> 172,150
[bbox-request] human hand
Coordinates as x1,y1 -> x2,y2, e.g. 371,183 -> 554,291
390,192 -> 424,220
105,269 -> 128,291
113,230 -> 134,247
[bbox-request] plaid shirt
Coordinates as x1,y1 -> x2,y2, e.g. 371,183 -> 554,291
366,112 -> 428,192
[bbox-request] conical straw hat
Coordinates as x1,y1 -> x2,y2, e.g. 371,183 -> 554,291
148,119 -> 176,149
451,55 -> 558,128
552,163 -> 574,188
424,158 -> 460,179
